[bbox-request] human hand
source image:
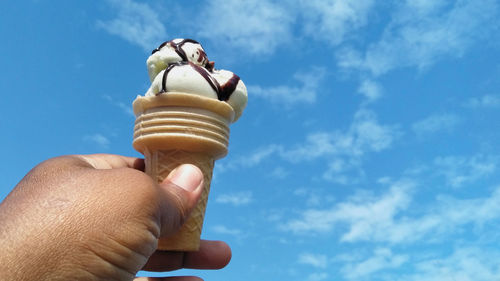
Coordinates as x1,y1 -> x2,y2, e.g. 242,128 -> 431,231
0,154 -> 231,281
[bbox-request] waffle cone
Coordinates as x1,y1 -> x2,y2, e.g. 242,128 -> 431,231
133,93 -> 234,251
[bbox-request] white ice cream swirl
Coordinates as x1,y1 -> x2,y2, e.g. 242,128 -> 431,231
145,39 -> 247,121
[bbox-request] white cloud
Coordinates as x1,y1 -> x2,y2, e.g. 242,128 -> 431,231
337,182 -> 413,243
294,188 -> 336,207
322,157 -> 364,184
84,134 -> 110,149
222,109 -> 399,184
248,67 -> 326,105
412,113 -> 461,136
405,0 -> 450,14
97,0 -> 498,63
282,181 -> 500,244
300,0 -> 375,45
306,272 -> 328,281
464,94 -> 500,108
351,109 -> 398,152
341,248 -> 408,280
357,79 -> 382,101
407,247 -> 500,281
284,109 -> 399,183
211,225 -> 241,236
97,0 -> 166,51
282,180 -> 414,237
199,0 -> 294,55
285,132 -> 338,161
270,166 -> 289,179
103,95 -> 135,117
338,0 -> 499,76
434,188 -> 500,226
434,154 -> 497,188
241,145 -> 283,167
219,144 -> 283,172
216,191 -> 253,206
286,109 -> 399,161
298,253 -> 328,268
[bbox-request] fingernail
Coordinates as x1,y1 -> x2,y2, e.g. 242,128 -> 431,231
166,164 -> 203,192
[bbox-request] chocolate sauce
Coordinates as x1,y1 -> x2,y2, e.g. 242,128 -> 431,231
219,74 -> 240,101
153,39 -> 239,101
152,39 -> 208,65
190,62 -> 221,94
151,41 -> 168,54
159,62 -> 185,94
174,39 -> 199,61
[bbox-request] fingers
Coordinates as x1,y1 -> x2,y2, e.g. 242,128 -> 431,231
157,164 -> 204,237
133,277 -> 203,281
142,240 -> 231,272
67,154 -> 205,239
59,154 -> 220,274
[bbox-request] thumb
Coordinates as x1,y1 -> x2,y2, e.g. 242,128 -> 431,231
158,164 -> 204,237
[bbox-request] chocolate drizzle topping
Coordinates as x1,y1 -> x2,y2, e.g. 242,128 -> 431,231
151,41 -> 168,54
159,62 -> 183,94
190,63 -> 221,94
219,74 -> 240,101
152,39 -> 239,101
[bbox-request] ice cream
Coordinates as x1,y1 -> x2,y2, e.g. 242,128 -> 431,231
144,38 -> 247,121
132,38 -> 247,251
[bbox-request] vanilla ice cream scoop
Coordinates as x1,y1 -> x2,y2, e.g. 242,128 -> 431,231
147,39 -> 210,81
144,39 -> 247,121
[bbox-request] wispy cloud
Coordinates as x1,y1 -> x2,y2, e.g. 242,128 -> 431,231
320,109 -> 400,182
341,248 -> 408,280
434,154 -> 497,188
103,95 -> 135,117
84,133 -> 110,149
286,109 -> 399,161
199,0 -> 294,55
464,94 -> 500,108
300,0 -> 375,45
306,272 -> 329,281
215,191 -> 253,206
222,109 -> 400,184
218,144 -> 283,172
412,113 -> 461,136
270,166 -> 289,179
97,0 -> 166,51
349,109 -> 399,152
406,247 -> 500,281
282,181 -> 500,244
248,67 -> 326,105
284,132 -> 337,162
211,225 -> 242,236
298,253 -> 328,268
195,0 -> 371,57
239,145 -> 283,167
338,0 -> 499,76
294,188 -> 335,207
322,157 -> 364,184
357,79 -> 382,102
97,0 -> 498,66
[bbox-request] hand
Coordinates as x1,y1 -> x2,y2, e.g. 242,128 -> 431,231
0,154 -> 231,281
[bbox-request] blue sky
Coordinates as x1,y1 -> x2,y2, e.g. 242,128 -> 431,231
2,0 -> 500,280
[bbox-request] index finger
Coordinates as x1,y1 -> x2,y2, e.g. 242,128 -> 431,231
142,240 -> 231,272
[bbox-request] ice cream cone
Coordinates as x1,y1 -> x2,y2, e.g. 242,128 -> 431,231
133,92 -> 234,251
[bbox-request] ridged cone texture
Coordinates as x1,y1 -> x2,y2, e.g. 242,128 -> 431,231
146,149 -> 213,251
132,93 -> 233,251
